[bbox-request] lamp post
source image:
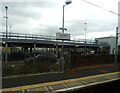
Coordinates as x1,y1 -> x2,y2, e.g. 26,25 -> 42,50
60,0 -> 72,72
5,6 -> 8,39
4,6 -> 8,62
84,22 -> 87,54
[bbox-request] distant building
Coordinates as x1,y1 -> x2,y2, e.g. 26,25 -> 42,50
95,37 -> 116,54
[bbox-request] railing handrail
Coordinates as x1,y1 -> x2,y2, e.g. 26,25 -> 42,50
0,32 -> 96,44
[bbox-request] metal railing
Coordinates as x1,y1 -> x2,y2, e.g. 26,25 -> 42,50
0,32 -> 56,41
0,32 -> 96,44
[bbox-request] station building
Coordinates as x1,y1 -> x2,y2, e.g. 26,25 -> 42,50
95,36 -> 116,54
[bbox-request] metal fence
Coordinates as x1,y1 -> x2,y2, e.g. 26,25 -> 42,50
0,32 -> 96,44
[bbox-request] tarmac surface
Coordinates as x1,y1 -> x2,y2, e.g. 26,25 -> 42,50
2,63 -> 120,89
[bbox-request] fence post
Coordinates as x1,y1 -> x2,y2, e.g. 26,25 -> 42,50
115,27 -> 118,64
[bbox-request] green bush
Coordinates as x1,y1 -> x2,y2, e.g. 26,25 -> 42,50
71,54 -> 115,67
4,66 -> 15,76
50,64 -> 59,71
4,61 -> 59,76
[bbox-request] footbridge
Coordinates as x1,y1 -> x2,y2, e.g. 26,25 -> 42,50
0,32 -> 109,48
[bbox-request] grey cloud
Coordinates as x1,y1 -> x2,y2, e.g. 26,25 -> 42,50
2,15 -> 30,27
86,17 -> 117,31
65,19 -> 88,36
65,17 -> 117,37
36,25 -> 59,36
2,3 -> 43,20
1,0 -> 117,39
2,2 -> 42,28
2,1 -> 59,28
2,1 -> 58,9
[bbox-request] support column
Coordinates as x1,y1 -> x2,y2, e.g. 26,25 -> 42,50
56,44 -> 58,57
21,46 -> 24,51
5,42 -> 8,62
10,46 -> 12,53
26,47 -> 28,54
33,42 -> 36,73
24,46 -> 27,62
68,48 -> 69,53
46,48 -> 47,52
30,47 -> 32,54
95,40 -> 99,55
97,46 -> 99,55
34,42 -> 36,59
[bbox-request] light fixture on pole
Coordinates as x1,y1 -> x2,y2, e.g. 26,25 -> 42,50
84,22 -> 87,54
60,0 -> 72,72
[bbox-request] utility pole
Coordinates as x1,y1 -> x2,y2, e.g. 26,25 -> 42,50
61,5 -> 65,72
4,6 -> 8,62
84,22 -> 87,54
115,27 -> 120,64
60,0 -> 72,72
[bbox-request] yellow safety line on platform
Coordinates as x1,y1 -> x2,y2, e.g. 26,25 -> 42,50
2,71 -> 120,92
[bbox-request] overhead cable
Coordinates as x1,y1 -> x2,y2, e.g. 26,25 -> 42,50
81,0 -> 120,16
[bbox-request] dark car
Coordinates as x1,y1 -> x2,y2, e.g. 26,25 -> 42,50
26,52 -> 58,63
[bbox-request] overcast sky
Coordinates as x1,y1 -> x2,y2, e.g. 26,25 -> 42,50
1,0 -> 119,41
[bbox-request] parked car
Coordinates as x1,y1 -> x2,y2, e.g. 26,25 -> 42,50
26,52 -> 58,63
